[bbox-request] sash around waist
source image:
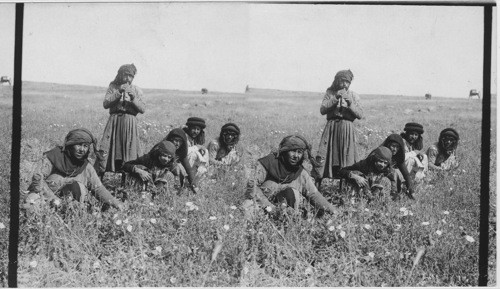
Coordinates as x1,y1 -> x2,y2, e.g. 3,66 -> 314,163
110,111 -> 137,117
327,115 -> 355,122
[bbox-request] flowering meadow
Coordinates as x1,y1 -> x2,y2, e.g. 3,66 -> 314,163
0,82 -> 496,286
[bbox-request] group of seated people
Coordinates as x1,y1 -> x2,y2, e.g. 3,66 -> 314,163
24,118 -> 242,211
242,123 -> 459,217
24,119 -> 460,219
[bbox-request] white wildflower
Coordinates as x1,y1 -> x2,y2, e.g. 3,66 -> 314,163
113,214 -> 118,219
229,214 -> 234,219
150,218 -> 157,224
126,225 -> 132,232
395,224 -> 402,231
223,225 -> 230,231
421,222 -> 430,226
115,219 -> 122,225
442,219 -> 447,224
399,207 -> 407,212
170,277 -> 177,284
363,224 -> 372,230
465,235 -> 475,242
155,246 -> 162,253
368,252 -> 375,259
209,216 -> 217,221
29,261 -> 37,268
443,211 -> 450,215
123,219 -> 129,224
337,225 -> 342,230
180,218 -> 187,225
229,205 -> 237,210
93,261 -> 100,269
265,206 -> 272,212
364,208 -> 370,212
186,201 -> 194,207
328,226 -> 335,231
339,231 -> 346,238
0,223 -> 5,229
305,267 -> 314,275
435,230 -> 442,236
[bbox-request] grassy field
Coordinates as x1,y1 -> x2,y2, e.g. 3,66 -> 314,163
0,81 -> 496,286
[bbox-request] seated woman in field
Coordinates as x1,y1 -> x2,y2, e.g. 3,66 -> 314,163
400,122 -> 428,180
427,128 -> 460,171
183,117 -> 209,176
163,128 -> 199,194
378,134 -> 415,199
121,140 -> 177,192
338,146 -> 394,201
207,123 -> 242,167
25,128 -> 124,210
241,135 -> 338,219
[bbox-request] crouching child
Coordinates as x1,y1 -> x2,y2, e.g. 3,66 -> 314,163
338,146 -> 394,202
241,135 -> 339,219
25,128 -> 124,211
121,140 -> 177,194
427,128 -> 460,171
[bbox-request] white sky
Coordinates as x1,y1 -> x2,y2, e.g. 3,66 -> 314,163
0,3 -> 497,97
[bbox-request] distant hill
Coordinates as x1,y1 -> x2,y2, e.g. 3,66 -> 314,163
8,81 -> 497,101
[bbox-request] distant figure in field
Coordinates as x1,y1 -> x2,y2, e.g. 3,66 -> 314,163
338,146 -> 394,201
121,140 -> 177,192
0,76 -> 11,86
425,93 -> 432,100
207,123 -> 242,167
183,117 -> 209,177
427,128 -> 460,171
378,134 -> 415,199
400,122 -> 428,180
242,135 -> 338,219
313,69 -> 363,188
163,128 -> 199,194
469,89 -> 480,99
201,88 -> 208,94
25,128 -> 124,211
94,64 -> 145,180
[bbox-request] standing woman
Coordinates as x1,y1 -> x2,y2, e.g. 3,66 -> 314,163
314,70 -> 363,188
94,64 -> 145,180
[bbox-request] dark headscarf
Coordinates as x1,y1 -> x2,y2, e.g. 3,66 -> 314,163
186,117 -> 206,129
219,123 -> 240,147
148,140 -> 176,166
258,135 -> 314,184
438,128 -> 459,154
164,128 -> 189,160
328,69 -> 354,92
401,122 -> 424,150
45,128 -> 97,177
112,63 -> 137,84
371,146 -> 392,163
184,117 -> 206,145
380,134 -> 406,165
367,146 -> 393,173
